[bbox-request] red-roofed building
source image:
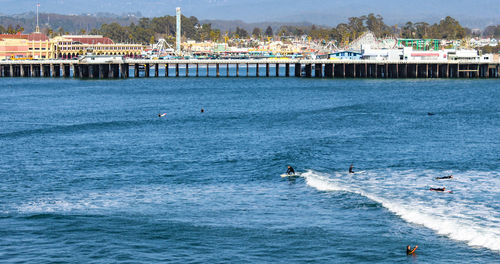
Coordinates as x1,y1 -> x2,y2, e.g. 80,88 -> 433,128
53,35 -> 143,59
28,32 -> 49,42
0,32 -> 53,59
0,32 -> 29,40
1,32 -> 143,60
61,35 -> 114,45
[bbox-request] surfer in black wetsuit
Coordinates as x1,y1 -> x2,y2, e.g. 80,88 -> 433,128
406,245 -> 418,255
430,187 -> 446,192
201,108 -> 204,113
349,164 -> 354,174
286,166 -> 295,175
436,175 -> 453,180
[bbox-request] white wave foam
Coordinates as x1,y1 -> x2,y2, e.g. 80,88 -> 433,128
301,169 -> 500,252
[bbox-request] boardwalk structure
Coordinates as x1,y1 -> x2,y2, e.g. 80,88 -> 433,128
0,59 -> 499,78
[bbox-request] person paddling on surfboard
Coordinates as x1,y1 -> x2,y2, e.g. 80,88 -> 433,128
286,166 -> 295,175
349,164 -> 354,174
430,187 -> 446,192
406,245 -> 418,255
436,175 -> 453,180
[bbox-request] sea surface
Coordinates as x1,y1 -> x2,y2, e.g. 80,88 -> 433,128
0,70 -> 499,263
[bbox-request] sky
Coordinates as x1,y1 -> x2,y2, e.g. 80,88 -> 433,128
0,0 -> 499,28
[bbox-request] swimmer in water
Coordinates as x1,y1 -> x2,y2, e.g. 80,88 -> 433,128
406,245 -> 418,255
349,164 -> 354,174
436,175 -> 453,180
201,108 -> 204,113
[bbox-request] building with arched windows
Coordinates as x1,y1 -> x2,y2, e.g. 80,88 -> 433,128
53,35 -> 143,59
0,33 -> 143,60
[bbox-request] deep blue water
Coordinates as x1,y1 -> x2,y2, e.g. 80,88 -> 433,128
0,75 -> 499,263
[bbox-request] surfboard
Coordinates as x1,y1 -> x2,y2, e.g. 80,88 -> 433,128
430,189 -> 453,193
281,173 -> 297,177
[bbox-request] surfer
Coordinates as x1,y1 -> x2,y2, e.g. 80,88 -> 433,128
158,113 -> 166,117
427,112 -> 435,116
406,245 -> 418,255
430,187 -> 446,192
201,108 -> 204,113
286,166 -> 295,175
436,175 -> 453,180
349,164 -> 354,174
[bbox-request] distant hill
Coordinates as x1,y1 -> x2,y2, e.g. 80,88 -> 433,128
0,12 -> 139,34
200,19 -> 313,33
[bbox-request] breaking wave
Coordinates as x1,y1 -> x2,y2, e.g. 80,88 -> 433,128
301,169 -> 500,252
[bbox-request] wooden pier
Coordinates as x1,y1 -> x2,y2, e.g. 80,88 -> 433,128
0,59 -> 499,79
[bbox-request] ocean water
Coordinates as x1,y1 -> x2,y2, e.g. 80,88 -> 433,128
0,73 -> 499,263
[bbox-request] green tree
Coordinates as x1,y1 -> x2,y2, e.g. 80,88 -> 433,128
210,29 -> 221,42
235,27 -> 248,38
432,16 -> 466,39
252,27 -> 261,38
199,23 -> 212,41
414,22 -> 429,38
15,24 -> 24,33
264,26 -> 273,37
57,27 -> 65,36
401,22 -> 415,38
6,25 -> 14,34
365,13 -> 390,38
347,16 -> 366,39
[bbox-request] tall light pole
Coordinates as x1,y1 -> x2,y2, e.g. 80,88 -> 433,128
36,3 -> 40,33
176,7 -> 181,56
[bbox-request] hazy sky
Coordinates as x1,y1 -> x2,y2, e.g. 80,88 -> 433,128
0,0 -> 498,27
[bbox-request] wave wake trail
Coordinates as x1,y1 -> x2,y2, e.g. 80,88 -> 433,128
301,170 -> 500,252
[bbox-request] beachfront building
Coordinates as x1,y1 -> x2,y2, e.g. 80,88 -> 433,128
0,32 -> 143,60
328,51 -> 362,60
361,45 -> 402,60
448,49 -> 480,61
0,32 -> 54,60
401,47 -> 449,61
53,35 -> 143,59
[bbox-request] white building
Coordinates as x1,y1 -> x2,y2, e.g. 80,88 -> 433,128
361,45 -> 402,61
401,47 -> 448,61
448,49 -> 479,61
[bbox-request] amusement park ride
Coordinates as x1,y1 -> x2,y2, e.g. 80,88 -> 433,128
143,39 -> 175,59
